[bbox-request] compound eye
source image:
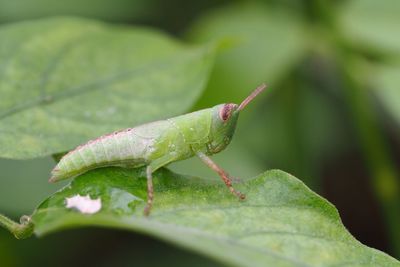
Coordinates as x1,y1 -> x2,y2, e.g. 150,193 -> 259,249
219,104 -> 233,122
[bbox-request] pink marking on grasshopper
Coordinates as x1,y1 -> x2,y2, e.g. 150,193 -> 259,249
61,128 -> 134,159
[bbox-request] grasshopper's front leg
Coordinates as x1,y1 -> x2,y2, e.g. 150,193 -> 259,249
196,152 -> 246,200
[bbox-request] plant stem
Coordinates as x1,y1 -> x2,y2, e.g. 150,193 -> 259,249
0,213 -> 34,239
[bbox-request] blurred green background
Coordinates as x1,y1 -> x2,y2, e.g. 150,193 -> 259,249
1,0 -> 400,265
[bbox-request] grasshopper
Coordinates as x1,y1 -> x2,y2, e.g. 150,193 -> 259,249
50,84 -> 266,215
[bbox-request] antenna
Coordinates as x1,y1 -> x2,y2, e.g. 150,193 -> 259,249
238,83 -> 267,110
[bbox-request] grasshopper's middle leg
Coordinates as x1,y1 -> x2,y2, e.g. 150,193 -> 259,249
196,152 -> 246,200
143,154 -> 177,216
144,165 -> 154,216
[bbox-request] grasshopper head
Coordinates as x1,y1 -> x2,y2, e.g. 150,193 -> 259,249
208,103 -> 240,154
208,84 -> 266,154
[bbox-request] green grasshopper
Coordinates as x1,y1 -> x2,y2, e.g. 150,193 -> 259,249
50,84 -> 266,215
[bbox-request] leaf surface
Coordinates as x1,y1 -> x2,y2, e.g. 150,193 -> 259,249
0,17 -> 214,159
28,168 -> 399,267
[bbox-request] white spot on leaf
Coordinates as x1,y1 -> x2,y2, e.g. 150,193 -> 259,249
65,194 -> 102,214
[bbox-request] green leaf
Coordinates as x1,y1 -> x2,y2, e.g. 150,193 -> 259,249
186,3 -> 309,106
0,17 -> 214,159
339,0 -> 400,55
16,168 -> 398,266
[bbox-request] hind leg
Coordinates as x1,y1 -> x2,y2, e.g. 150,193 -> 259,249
196,152 -> 246,200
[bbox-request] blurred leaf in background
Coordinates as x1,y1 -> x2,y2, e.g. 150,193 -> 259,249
187,2 -> 309,106
0,17 -> 214,159
338,0 -> 400,55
